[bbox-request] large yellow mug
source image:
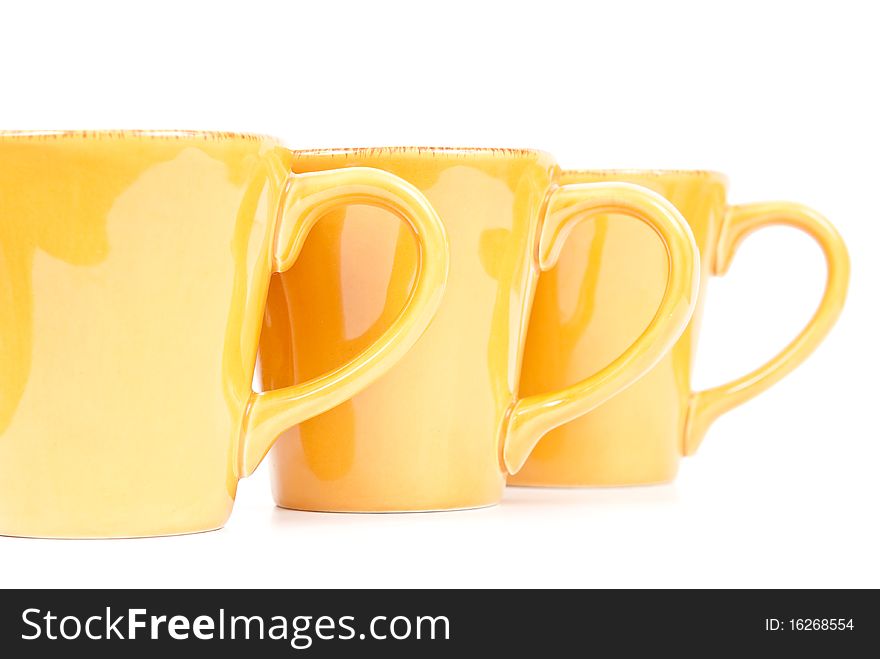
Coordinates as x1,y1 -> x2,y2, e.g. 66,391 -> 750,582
259,148 -> 700,512
0,131 -> 449,537
512,169 -> 850,487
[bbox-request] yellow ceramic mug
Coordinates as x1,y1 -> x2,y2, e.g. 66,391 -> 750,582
0,131 -> 449,538
512,170 -> 850,487
259,148 -> 700,512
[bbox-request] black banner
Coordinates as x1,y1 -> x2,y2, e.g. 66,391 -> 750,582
0,589 -> 874,656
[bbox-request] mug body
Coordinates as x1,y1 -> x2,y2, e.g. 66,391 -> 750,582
0,130 -> 288,537
260,147 -> 557,511
511,170 -> 728,486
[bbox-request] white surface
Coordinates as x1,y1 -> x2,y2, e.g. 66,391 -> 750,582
1,0 -> 877,588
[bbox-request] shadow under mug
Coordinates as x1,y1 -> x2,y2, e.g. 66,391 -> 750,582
0,131 -> 449,538
512,169 -> 849,486
258,147 -> 700,512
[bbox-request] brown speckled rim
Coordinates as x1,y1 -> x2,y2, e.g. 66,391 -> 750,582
0,130 -> 279,143
563,168 -> 728,185
291,146 -> 554,160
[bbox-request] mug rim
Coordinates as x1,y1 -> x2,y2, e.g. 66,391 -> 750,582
563,168 -> 729,184
0,129 -> 279,143
291,146 -> 554,160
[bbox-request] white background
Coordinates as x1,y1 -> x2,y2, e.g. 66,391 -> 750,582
1,0 -> 877,588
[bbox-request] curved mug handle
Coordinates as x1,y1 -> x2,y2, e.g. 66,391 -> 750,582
683,202 -> 849,454
503,182 -> 701,474
238,166 -> 449,476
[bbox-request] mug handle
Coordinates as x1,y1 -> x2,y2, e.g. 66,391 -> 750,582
237,166 -> 449,476
502,183 -> 700,474
682,202 -> 849,455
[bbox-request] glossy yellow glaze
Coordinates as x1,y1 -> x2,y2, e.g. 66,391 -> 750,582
259,149 -> 699,511
511,170 -> 850,487
0,131 -> 449,537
